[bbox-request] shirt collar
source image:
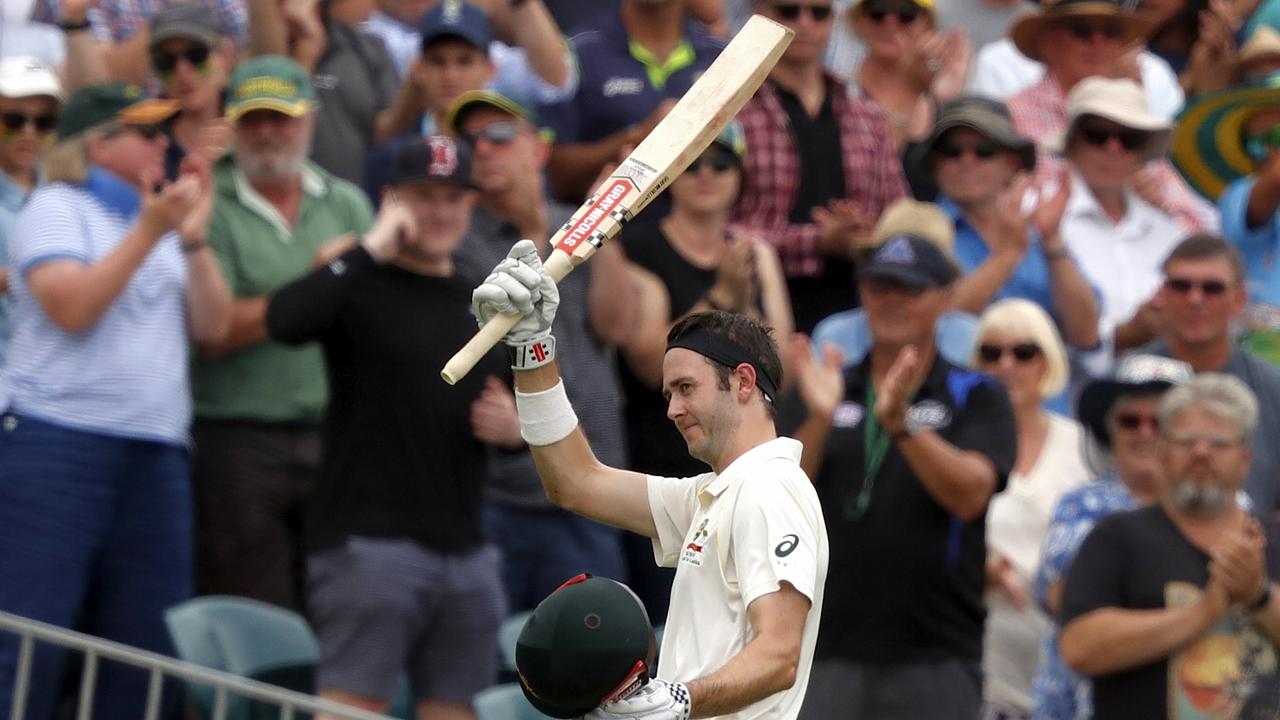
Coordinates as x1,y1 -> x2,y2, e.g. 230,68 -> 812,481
81,165 -> 141,219
0,170 -> 29,209
231,161 -> 327,241
700,437 -> 802,498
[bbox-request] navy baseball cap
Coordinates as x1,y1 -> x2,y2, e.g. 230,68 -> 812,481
420,1 -> 492,52
858,234 -> 959,289
389,135 -> 476,188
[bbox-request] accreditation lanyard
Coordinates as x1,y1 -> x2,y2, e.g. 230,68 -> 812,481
846,381 -> 891,521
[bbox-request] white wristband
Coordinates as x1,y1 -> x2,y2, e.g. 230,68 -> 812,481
515,379 -> 579,446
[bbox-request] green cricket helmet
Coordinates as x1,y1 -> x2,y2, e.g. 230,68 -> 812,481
516,574 -> 657,719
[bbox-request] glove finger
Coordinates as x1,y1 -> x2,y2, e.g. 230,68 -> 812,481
472,284 -> 516,317
490,274 -> 534,314
506,238 -> 538,261
504,262 -> 545,291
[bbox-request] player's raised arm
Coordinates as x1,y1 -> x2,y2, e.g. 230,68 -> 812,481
472,240 -> 657,538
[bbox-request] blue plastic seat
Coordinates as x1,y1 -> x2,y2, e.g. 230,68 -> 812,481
474,683 -> 555,720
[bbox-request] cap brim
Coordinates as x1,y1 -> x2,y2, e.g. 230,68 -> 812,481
149,24 -> 220,47
857,264 -> 936,289
1171,83 -> 1280,200
914,115 -> 1036,178
390,174 -> 478,190
1011,8 -> 1156,62
447,92 -> 531,134
119,98 -> 181,124
1076,378 -> 1174,447
224,98 -> 312,122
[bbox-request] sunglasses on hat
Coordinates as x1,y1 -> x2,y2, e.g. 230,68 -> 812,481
862,0 -> 922,24
151,44 -> 212,74
977,343 -> 1041,364
0,112 -> 57,134
771,2 -> 834,21
1080,123 -> 1148,152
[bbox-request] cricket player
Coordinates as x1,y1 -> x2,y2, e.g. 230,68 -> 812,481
472,241 -> 829,720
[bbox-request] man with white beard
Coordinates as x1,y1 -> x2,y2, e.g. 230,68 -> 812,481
188,55 -> 376,612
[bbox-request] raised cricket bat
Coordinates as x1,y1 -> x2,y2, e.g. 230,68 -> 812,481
440,15 -> 794,385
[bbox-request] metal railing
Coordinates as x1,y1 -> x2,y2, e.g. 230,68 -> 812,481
0,609 -> 396,720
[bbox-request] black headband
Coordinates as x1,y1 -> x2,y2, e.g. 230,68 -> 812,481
667,329 -> 779,404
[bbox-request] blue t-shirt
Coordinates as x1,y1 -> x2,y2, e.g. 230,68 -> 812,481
0,168 -> 191,445
537,11 -> 724,143
944,197 -> 1060,311
811,308 -> 980,367
0,171 -> 27,369
1219,175 -> 1280,368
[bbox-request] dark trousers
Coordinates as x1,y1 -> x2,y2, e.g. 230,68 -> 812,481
800,657 -> 983,720
191,419 -> 320,613
0,414 -> 190,720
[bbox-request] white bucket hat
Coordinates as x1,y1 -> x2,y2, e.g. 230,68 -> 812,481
1046,77 -> 1171,160
0,57 -> 63,102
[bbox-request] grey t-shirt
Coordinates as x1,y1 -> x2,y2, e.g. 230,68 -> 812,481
311,21 -> 399,187
457,204 -> 627,506
1142,340 -> 1280,513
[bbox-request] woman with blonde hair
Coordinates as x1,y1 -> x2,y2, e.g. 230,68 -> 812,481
972,298 -> 1089,719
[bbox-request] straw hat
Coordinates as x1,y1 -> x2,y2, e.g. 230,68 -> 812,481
1045,77 -> 1172,160
1009,0 -> 1157,63
868,198 -> 956,256
1170,71 -> 1280,200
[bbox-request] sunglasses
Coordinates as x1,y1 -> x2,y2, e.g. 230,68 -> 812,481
0,112 -> 57,134
862,0 -> 922,23
1065,19 -> 1124,41
1114,412 -> 1160,431
687,151 -> 736,174
463,121 -> 521,148
935,140 -> 1000,161
1165,277 -> 1229,296
977,343 -> 1041,363
151,44 -> 212,74
1245,124 -> 1280,162
1080,124 -> 1148,152
772,3 -> 834,21
106,123 -> 166,141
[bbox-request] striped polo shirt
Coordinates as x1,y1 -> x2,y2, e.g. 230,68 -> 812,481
0,167 -> 191,446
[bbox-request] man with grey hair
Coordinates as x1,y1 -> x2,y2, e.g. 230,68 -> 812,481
1058,373 -> 1280,718
189,55 -> 375,610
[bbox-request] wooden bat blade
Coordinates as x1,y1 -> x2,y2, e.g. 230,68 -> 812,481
441,15 -> 794,385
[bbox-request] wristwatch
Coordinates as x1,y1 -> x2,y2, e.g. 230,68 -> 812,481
58,16 -> 91,31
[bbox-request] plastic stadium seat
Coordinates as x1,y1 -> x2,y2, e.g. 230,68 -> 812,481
474,683 -> 554,720
498,610 -> 534,673
165,596 -> 320,719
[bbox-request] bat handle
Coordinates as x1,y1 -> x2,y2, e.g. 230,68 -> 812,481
441,312 -> 520,385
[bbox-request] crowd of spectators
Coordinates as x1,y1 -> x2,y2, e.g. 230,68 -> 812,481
0,0 -> 1279,717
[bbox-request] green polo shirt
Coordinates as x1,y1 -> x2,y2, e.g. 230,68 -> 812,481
192,158 -> 373,422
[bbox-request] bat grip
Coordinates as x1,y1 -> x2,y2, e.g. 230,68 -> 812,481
440,251 -> 576,385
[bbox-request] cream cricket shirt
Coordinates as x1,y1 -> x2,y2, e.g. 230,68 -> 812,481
646,437 -> 828,720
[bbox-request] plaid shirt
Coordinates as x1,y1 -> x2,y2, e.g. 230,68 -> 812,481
33,0 -> 248,49
1006,74 -> 1216,233
733,76 -> 908,279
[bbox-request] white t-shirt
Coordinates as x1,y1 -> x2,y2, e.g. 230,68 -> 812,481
983,413 -> 1091,710
647,437 -> 828,720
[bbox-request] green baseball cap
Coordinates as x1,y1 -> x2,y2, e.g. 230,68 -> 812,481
57,82 -> 180,140
446,89 -> 537,135
224,55 -> 314,122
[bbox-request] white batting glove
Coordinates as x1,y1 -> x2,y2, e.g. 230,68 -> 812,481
472,239 -> 559,347
583,680 -> 691,720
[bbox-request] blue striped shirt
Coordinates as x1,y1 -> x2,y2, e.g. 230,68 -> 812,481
0,168 -> 191,445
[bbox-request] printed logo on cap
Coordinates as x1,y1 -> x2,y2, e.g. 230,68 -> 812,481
427,136 -> 459,177
443,0 -> 462,24
878,236 -> 916,265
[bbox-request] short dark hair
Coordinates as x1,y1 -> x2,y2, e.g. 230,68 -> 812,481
1162,233 -> 1246,283
667,311 -> 783,416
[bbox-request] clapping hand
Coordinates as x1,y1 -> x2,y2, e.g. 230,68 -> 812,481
140,168 -> 202,241
1209,518 -> 1269,607
360,193 -> 417,263
790,334 -> 846,421
874,345 -> 925,435
471,376 -> 523,449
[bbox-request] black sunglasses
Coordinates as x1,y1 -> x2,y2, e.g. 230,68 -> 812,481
1080,124 -> 1148,152
862,0 -> 922,24
935,140 -> 1000,161
151,44 -> 212,74
978,343 -> 1041,363
1115,412 -> 1159,431
772,3 -> 834,21
687,152 -> 736,174
1,112 -> 57,134
463,121 -> 521,148
1165,277 -> 1229,296
1065,19 -> 1124,41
